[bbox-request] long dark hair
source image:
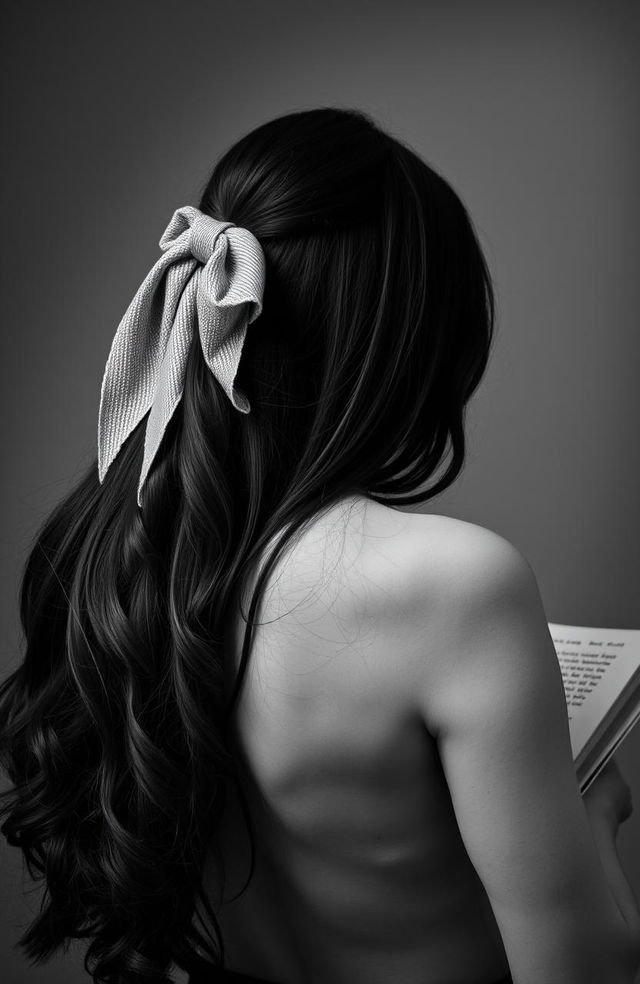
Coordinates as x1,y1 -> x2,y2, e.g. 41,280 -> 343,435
0,107 -> 494,983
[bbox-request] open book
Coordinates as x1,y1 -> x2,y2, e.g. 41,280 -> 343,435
549,623 -> 640,793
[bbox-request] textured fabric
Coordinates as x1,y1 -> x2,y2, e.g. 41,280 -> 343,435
97,205 -> 265,506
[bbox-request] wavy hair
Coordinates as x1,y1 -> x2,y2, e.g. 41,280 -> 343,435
0,107 -> 495,983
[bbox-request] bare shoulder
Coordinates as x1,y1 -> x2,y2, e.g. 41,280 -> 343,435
332,502 -> 556,715
256,496 -> 543,683
413,511 -> 539,610
353,503 -> 537,620
409,509 -> 531,578
378,509 -> 559,730
266,496 -> 537,622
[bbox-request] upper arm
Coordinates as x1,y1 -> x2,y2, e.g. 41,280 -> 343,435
408,519 -> 634,983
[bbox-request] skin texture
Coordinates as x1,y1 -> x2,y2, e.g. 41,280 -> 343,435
198,495 -> 639,984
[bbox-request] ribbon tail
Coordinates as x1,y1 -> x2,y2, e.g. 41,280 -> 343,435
196,248 -> 254,414
136,273 -> 199,506
97,246 -> 196,483
199,312 -> 251,414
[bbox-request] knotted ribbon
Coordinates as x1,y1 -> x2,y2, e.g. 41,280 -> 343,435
97,205 -> 265,506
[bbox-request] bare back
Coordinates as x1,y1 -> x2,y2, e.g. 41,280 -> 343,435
199,495 -> 511,983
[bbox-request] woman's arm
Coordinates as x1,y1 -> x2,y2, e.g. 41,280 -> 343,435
582,759 -> 640,939
406,519 -> 640,984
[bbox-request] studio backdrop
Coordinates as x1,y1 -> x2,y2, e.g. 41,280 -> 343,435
1,1 -> 638,981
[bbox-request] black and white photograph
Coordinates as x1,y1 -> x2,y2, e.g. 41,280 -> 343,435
1,2 -> 639,982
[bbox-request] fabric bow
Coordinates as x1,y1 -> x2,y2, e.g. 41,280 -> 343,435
97,205 -> 265,507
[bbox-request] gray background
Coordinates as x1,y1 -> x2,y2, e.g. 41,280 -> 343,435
1,1 -> 638,980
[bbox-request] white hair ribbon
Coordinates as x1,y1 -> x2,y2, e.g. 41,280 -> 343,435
97,205 -> 265,507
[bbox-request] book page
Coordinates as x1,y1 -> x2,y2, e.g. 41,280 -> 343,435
548,623 -> 640,764
578,688 -> 640,791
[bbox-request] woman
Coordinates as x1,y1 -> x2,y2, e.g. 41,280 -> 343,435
1,107 -> 638,984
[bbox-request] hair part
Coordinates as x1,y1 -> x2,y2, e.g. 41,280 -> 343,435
0,106 -> 494,983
